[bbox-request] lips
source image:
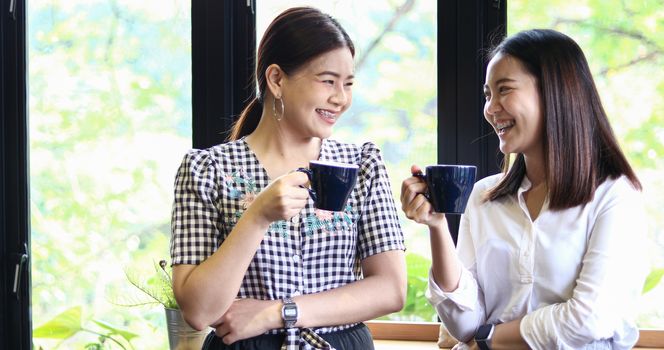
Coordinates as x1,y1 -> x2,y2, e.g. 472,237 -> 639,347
495,120 -> 515,135
316,108 -> 339,123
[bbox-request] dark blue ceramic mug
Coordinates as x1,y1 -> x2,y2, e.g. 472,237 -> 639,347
415,165 -> 477,214
296,160 -> 359,211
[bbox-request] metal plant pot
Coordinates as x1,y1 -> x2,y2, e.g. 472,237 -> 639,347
165,308 -> 208,350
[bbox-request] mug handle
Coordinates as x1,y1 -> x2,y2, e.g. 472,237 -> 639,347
295,168 -> 317,202
412,171 -> 430,199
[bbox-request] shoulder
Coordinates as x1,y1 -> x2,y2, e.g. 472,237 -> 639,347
472,173 -> 504,193
178,139 -> 245,174
323,139 -> 384,166
592,175 -> 643,208
465,173 -> 505,208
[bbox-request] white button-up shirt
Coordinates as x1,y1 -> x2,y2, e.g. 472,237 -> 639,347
426,174 -> 648,349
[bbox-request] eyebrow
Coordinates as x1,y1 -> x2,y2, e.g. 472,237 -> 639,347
316,71 -> 355,80
484,77 -> 517,89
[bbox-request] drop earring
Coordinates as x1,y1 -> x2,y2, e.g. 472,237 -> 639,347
273,96 -> 285,121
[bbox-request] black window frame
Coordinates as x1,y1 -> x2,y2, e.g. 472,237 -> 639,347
1,0 -> 31,349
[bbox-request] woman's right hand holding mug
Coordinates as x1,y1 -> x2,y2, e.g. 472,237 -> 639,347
400,164 -> 447,228
247,171 -> 310,226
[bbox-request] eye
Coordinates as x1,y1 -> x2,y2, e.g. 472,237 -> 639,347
344,81 -> 354,87
322,80 -> 335,85
483,90 -> 491,101
498,86 -> 512,94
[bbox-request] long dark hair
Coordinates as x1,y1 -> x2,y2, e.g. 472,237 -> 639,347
485,29 -> 640,209
229,7 -> 355,141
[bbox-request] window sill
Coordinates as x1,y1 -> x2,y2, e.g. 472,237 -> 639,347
367,321 -> 664,348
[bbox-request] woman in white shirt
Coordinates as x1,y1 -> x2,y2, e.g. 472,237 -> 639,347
400,29 -> 648,350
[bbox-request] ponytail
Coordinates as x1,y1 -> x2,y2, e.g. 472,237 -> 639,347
228,98 -> 262,141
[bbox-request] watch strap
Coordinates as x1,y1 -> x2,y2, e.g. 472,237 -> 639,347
475,323 -> 495,350
281,297 -> 298,328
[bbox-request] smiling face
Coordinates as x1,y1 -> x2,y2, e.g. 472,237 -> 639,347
483,53 -> 545,159
279,47 -> 355,139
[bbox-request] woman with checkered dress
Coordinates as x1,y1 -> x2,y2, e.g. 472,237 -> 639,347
170,7 -> 407,350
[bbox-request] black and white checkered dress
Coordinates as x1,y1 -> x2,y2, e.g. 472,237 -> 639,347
170,137 -> 405,349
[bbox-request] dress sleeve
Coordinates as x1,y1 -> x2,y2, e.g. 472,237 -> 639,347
170,149 -> 222,265
520,178 -> 648,349
425,184 -> 486,342
355,142 -> 405,259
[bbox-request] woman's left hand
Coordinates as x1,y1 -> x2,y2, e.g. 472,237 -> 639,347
212,298 -> 282,345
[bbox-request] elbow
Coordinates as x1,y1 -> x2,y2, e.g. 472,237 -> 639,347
180,308 -> 214,331
184,313 -> 208,332
385,278 -> 407,313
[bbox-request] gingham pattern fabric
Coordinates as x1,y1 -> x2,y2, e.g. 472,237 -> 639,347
171,137 -> 405,350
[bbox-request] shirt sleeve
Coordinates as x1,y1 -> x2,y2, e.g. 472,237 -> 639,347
170,149 -> 222,265
355,142 -> 405,259
425,186 -> 487,342
520,178 -> 648,349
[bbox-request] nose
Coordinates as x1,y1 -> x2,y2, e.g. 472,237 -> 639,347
484,95 -> 501,117
330,84 -> 349,106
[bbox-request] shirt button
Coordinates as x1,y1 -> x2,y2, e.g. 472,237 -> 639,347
520,276 -> 533,284
291,215 -> 299,223
292,254 -> 301,263
292,290 -> 301,296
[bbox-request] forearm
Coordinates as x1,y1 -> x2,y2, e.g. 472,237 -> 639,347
429,222 -> 462,292
175,209 -> 271,329
491,318 -> 530,350
295,250 -> 407,328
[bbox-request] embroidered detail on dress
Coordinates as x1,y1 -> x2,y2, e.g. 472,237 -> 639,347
269,220 -> 289,238
303,206 -> 357,236
223,168 -> 259,215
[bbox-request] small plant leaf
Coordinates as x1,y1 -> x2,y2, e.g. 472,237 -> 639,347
642,267 -> 664,294
92,319 -> 139,342
33,306 -> 83,339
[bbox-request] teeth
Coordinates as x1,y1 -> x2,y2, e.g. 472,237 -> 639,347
496,120 -> 514,132
495,120 -> 514,129
317,109 -> 336,119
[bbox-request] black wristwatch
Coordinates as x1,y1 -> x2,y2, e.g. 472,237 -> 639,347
474,323 -> 495,350
281,297 -> 298,328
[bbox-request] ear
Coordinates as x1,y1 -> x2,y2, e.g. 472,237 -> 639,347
265,64 -> 285,99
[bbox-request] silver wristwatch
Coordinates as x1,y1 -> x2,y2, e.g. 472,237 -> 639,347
281,297 -> 298,328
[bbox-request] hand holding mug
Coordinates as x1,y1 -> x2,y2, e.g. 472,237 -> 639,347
414,164 -> 476,215
249,171 -> 310,224
401,164 -> 476,227
401,165 -> 446,228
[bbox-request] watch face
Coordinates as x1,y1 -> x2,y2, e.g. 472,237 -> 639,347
284,307 -> 297,318
476,324 -> 493,340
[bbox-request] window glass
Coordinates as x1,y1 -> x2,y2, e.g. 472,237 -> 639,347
509,0 -> 664,328
258,1 -> 439,321
29,0 -> 191,348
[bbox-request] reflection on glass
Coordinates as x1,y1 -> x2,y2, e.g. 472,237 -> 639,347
29,0 -> 192,348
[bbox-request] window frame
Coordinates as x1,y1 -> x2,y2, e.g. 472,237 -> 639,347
0,0 -> 31,349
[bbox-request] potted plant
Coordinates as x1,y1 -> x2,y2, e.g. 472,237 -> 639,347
123,260 -> 208,350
